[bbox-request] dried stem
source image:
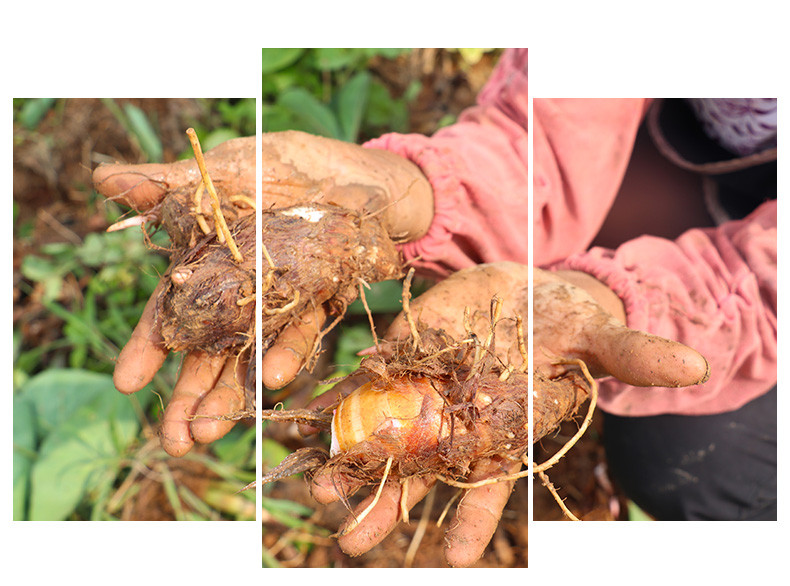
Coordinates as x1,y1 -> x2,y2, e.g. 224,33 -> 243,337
538,470 -> 580,521
401,268 -> 422,352
404,484 -> 437,568
358,278 -> 380,353
186,128 -> 243,262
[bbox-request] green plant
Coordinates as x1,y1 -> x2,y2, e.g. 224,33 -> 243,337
13,98 -> 257,521
261,48 -> 418,142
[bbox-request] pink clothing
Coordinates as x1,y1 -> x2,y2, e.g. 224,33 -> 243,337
364,49 -> 777,417
364,49 -> 529,278
559,200 -> 777,416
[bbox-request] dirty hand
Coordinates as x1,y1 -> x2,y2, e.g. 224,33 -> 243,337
305,262 -> 709,565
93,133 -> 433,455
306,262 -> 530,567
533,268 -> 709,386
256,131 -> 433,391
93,137 -> 255,457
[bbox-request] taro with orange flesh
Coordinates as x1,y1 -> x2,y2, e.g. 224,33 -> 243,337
325,365 -> 532,482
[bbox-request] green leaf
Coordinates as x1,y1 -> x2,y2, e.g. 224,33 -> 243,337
313,47 -> 360,71
261,48 -> 306,74
336,70 -> 371,142
20,254 -> 59,282
278,87 -> 342,139
347,279 -> 406,315
123,103 -> 163,163
202,127 -> 240,151
364,80 -> 411,134
333,322 -> 375,367
27,380 -> 139,520
362,48 -> 410,59
20,369 -> 117,435
211,424 -> 256,468
627,500 -> 654,521
18,98 -> 57,129
260,438 -> 292,473
13,396 -> 37,520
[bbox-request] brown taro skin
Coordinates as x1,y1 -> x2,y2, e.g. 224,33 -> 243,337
532,371 -> 590,444
257,203 -> 403,345
158,213 -> 255,355
156,202 -> 401,356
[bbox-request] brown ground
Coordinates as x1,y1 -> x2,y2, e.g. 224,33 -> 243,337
13,97 -> 205,366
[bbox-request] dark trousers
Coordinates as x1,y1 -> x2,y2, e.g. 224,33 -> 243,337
603,386 -> 777,520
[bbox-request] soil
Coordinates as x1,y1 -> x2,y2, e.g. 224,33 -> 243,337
13,98 -> 207,367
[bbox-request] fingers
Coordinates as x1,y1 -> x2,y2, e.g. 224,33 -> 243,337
335,477 -> 435,557
591,322 -> 710,388
94,136 -> 255,212
310,468 -> 367,505
113,284 -> 169,394
92,159 -> 196,211
191,355 -> 247,445
261,304 -> 327,390
444,458 -> 519,568
160,352 -> 226,457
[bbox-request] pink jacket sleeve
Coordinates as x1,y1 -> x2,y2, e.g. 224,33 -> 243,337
555,199 -> 777,416
363,48 -> 529,278
533,98 -> 650,266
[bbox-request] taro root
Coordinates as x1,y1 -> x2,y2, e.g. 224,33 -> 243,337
156,198 -> 403,411
255,277 -> 598,537
158,213 -> 256,355
258,203 -> 403,339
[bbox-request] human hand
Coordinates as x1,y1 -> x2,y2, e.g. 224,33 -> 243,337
93,137 -> 255,456
256,131 -> 433,391
305,262 -> 531,567
532,268 -> 709,386
303,262 -> 709,564
94,132 -> 434,455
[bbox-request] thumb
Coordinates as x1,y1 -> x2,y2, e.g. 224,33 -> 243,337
591,321 -> 710,388
92,159 -> 197,210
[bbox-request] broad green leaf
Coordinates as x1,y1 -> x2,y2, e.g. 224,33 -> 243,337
19,98 -> 57,129
28,387 -> 139,520
29,411 -> 111,520
313,47 -> 359,71
261,48 -> 306,74
211,424 -> 256,468
20,254 -> 59,282
278,87 -> 341,139
123,103 -> 163,163
628,500 -> 654,521
362,48 -> 410,59
336,70 -> 371,142
260,438 -> 292,473
13,396 -> 37,520
20,369 -> 117,435
364,80 -> 412,134
333,322 -> 375,367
